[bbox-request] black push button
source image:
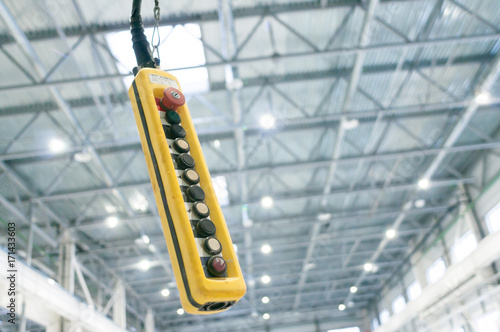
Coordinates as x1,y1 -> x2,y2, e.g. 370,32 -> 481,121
196,219 -> 216,237
192,201 -> 210,218
166,111 -> 181,125
176,154 -> 195,169
167,124 -> 186,139
186,185 -> 205,202
207,256 -> 227,277
182,169 -> 199,185
173,138 -> 190,154
203,237 -> 222,255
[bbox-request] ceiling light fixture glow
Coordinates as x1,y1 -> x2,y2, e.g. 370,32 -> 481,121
177,308 -> 184,315
338,304 -> 346,311
414,199 -> 426,208
74,150 -> 92,163
364,263 -> 373,272
138,260 -> 151,271
317,213 -> 332,221
476,91 -> 491,104
260,196 -> 274,208
262,296 -> 270,304
161,288 -> 170,297
105,216 -> 119,229
418,178 -> 430,190
350,286 -> 358,293
386,229 -> 397,239
141,235 -> 150,244
263,313 -> 270,320
261,244 -> 272,254
261,275 -> 271,284
259,114 -> 276,129
342,118 -> 359,130
49,139 -> 66,153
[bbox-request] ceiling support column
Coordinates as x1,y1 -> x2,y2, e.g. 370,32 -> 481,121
113,281 -> 127,329
145,308 -> 155,332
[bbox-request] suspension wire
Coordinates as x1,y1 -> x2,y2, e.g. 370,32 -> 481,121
151,0 -> 161,62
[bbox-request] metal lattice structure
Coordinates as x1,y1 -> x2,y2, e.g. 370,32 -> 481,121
0,0 -> 500,331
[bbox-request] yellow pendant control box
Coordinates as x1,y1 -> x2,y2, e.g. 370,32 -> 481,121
128,68 -> 246,314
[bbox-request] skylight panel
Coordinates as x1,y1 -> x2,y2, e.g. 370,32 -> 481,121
327,327 -> 360,332
392,294 -> 406,314
486,201 -> 500,234
105,24 -> 209,94
426,257 -> 446,284
380,309 -> 390,324
451,231 -> 477,263
407,280 -> 422,301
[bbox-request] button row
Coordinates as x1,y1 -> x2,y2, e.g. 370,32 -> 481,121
161,87 -> 227,277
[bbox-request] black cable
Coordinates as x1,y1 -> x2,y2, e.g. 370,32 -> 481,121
130,0 -> 156,70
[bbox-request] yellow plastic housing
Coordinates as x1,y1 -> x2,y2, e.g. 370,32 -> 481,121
128,68 -> 246,314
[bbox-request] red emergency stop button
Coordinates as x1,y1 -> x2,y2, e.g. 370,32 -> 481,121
207,256 -> 227,277
160,87 -> 185,111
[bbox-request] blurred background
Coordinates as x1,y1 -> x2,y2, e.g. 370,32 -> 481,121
0,0 -> 500,331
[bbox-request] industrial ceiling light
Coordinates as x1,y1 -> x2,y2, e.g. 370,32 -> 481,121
74,149 -> 92,163
414,199 -> 426,208
260,196 -> 274,208
138,260 -> 151,271
263,313 -> 270,320
364,263 -> 373,272
338,304 -> 346,311
317,213 -> 332,221
161,288 -> 170,297
304,262 -> 316,271
259,114 -> 276,129
49,138 -> 66,153
261,244 -> 272,255
418,178 -> 430,190
225,78 -> 244,91
385,229 -> 397,239
262,296 -> 270,304
213,139 -> 221,148
141,234 -> 150,244
261,275 -> 271,284
47,278 -> 55,285
475,91 -> 491,104
105,216 -> 119,228
177,308 -> 184,315
342,118 -> 359,130
350,286 -> 358,293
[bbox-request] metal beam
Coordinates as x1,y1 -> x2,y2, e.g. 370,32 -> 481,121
0,163 -> 147,322
4,122 -> 500,172
218,0 -> 258,316
0,0 -> 429,45
4,97 -> 500,166
0,250 -> 126,332
423,52 -> 500,180
0,52 -> 494,118
0,0 -> 135,220
70,205 -> 447,253
29,175 -> 472,205
0,37 -> 497,93
343,47 -> 500,307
